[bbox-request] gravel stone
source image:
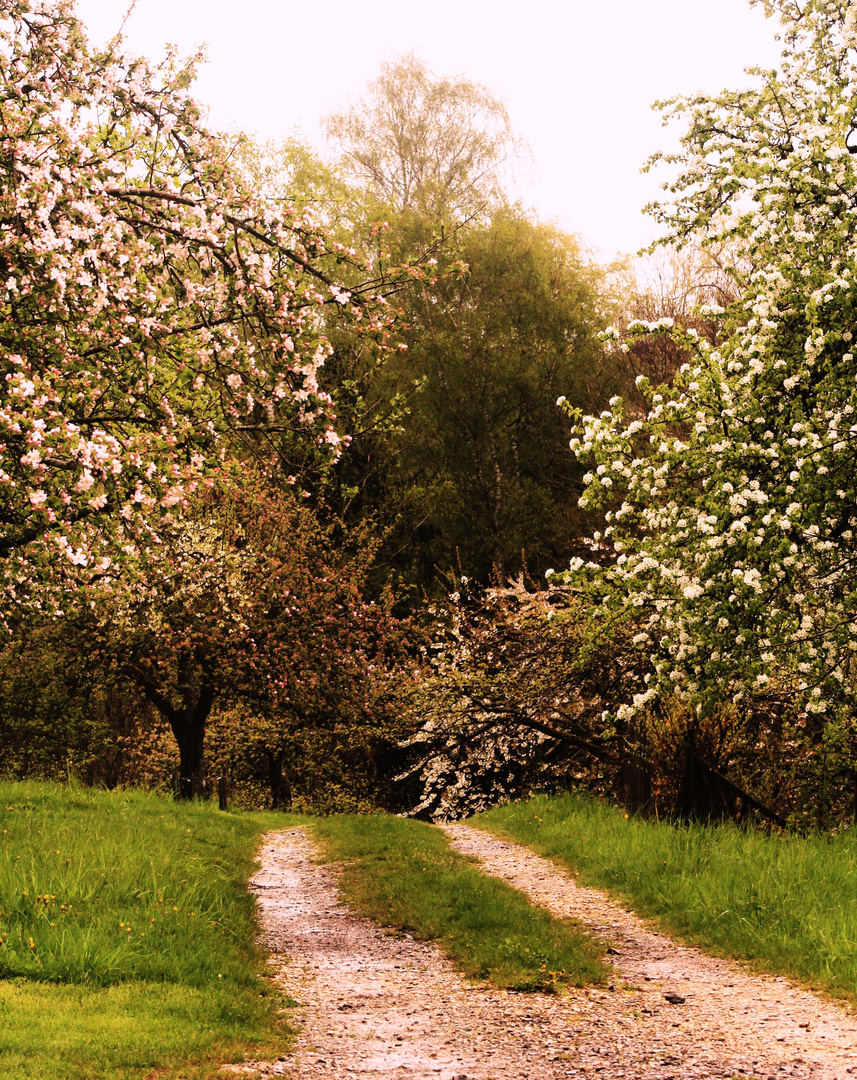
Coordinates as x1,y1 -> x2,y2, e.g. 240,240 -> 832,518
224,825 -> 857,1079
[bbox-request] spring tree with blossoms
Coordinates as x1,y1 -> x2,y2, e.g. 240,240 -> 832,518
0,0 -> 431,798
0,0 -> 410,612
79,476 -> 416,799
0,472 -> 419,799
554,0 -> 857,801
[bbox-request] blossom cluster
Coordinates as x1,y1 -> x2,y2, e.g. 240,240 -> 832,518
0,0 -> 398,610
557,0 -> 857,727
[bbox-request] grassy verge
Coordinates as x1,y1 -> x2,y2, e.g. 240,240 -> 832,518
476,793 -> 857,1003
311,813 -> 605,992
0,779 -> 297,1080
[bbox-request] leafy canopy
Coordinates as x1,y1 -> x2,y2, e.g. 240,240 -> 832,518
557,0 -> 857,727
0,0 -> 398,612
326,53 -> 516,222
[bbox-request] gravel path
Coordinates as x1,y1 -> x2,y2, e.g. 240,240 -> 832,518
229,824 -> 857,1080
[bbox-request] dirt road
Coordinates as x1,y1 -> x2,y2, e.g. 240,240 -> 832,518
230,824 -> 857,1080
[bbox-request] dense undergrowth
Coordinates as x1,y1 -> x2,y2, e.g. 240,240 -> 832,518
0,780 -> 296,1080
477,793 -> 857,1003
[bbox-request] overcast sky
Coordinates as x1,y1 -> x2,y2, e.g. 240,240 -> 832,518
74,0 -> 784,261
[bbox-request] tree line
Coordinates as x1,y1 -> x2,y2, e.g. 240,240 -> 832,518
2,0 -> 853,828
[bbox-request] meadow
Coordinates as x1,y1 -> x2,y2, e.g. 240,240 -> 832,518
0,781 -> 295,1080
5,780 -> 857,1078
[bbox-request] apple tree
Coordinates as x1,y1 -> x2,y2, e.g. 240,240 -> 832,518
0,0 -> 400,615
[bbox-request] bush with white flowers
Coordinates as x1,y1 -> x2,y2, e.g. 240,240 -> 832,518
556,0 -> 857,740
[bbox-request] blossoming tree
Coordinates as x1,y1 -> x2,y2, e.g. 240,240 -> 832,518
90,477 -> 414,799
558,0 -> 857,760
0,0 -> 399,612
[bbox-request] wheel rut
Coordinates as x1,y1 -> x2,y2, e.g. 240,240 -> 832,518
227,824 -> 857,1079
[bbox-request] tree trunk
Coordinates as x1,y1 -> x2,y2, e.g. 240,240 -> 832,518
171,713 -> 209,800
266,752 -> 292,810
131,656 -> 217,800
483,410 -> 506,577
616,732 -> 652,816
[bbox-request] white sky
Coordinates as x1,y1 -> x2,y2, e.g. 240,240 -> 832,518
74,0 -> 784,262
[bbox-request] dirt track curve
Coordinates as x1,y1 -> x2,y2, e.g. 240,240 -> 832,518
227,824 -> 857,1080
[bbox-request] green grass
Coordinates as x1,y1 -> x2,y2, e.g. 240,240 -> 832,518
476,793 -> 857,1003
0,779 -> 298,1080
311,813 -> 606,992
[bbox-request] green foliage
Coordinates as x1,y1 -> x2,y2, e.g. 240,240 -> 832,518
326,52 -> 516,222
0,780 -> 298,1078
478,794 -> 857,1002
550,0 -> 857,767
311,813 -> 606,991
0,616 -> 187,790
236,134 -> 354,228
234,56 -> 614,596
328,208 -> 612,591
0,619 -> 111,781
398,210 -> 610,582
204,699 -> 414,815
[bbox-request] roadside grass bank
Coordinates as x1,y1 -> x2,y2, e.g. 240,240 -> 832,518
0,779 -> 297,1080
476,793 -> 857,1004
311,813 -> 606,992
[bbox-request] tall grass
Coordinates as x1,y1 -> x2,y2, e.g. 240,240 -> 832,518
477,793 -> 857,1003
0,780 -> 297,1079
312,813 -> 606,991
